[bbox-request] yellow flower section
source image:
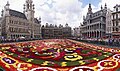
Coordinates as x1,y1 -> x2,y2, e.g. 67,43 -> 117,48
79,61 -> 86,65
64,53 -> 83,61
41,61 -> 49,66
93,58 -> 99,61
27,59 -> 34,62
61,62 -> 67,67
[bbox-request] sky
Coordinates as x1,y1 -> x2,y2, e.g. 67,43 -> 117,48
0,0 -> 120,28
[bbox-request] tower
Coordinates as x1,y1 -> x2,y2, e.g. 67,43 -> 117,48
86,3 -> 92,19
5,1 -> 10,10
87,3 -> 92,14
104,3 -> 107,13
3,1 -> 10,17
23,0 -> 35,21
104,3 -> 107,9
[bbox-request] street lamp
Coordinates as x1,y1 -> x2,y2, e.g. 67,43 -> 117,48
28,30 -> 31,39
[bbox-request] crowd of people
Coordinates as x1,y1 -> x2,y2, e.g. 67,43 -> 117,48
0,37 -> 120,47
104,38 -> 120,47
74,38 -> 120,47
0,38 -> 41,43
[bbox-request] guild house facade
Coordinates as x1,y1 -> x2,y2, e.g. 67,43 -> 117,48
41,23 -> 72,39
0,0 -> 41,39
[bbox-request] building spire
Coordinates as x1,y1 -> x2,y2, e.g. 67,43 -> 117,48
104,3 -> 107,9
6,1 -> 10,6
25,0 -> 34,10
24,0 -> 35,21
23,4 -> 25,13
4,1 -> 10,10
1,9 -> 4,16
89,3 -> 91,8
101,5 -> 103,10
87,3 -> 92,14
83,16 -> 85,20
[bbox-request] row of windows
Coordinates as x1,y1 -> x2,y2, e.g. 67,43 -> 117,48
34,30 -> 40,34
10,35 -> 40,39
113,28 -> 119,32
106,27 -> 112,33
82,23 -> 105,31
114,7 -> 120,12
106,15 -> 112,19
92,12 -> 102,18
9,27 -> 29,33
113,22 -> 119,26
107,21 -> 112,26
112,14 -> 120,19
9,20 -> 29,26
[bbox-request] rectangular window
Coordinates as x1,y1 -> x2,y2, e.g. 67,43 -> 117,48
19,22 -> 21,25
114,14 -> 116,19
113,22 -> 115,26
118,14 -> 120,18
119,7 -> 120,11
12,21 -> 14,24
116,28 -> 118,32
10,20 -> 11,23
113,28 -> 114,31
116,23 -> 118,26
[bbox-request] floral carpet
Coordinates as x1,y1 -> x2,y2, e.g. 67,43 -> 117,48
0,39 -> 120,71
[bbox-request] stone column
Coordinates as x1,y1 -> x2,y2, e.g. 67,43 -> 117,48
96,31 -> 97,38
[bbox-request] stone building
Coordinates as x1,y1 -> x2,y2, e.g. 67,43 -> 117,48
41,23 -> 71,39
112,4 -> 120,37
106,4 -> 120,38
0,0 -> 41,39
62,24 -> 72,38
73,27 -> 81,38
81,4 -> 107,39
106,9 -> 113,37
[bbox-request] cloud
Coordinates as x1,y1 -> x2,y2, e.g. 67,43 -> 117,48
100,0 -> 120,10
0,0 -> 83,28
36,0 -> 83,27
1,0 -> 119,28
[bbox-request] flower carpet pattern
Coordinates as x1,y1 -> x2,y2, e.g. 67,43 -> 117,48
0,39 -> 120,71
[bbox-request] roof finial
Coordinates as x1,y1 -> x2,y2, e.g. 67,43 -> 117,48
89,3 -> 91,8
88,3 -> 92,14
5,1 -> 10,10
104,3 -> 107,9
83,16 -> 85,20
39,17 -> 41,20
1,9 -> 4,16
6,1 -> 10,6
101,5 -> 103,10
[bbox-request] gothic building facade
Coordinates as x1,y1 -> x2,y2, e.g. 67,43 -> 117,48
0,0 -> 41,39
81,4 -> 107,39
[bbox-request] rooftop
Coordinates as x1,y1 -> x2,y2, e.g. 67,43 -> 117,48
9,9 -> 27,19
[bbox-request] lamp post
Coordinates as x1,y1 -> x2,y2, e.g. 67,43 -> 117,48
28,30 -> 31,39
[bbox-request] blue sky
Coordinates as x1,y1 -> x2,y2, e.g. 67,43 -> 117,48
81,0 -> 101,7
